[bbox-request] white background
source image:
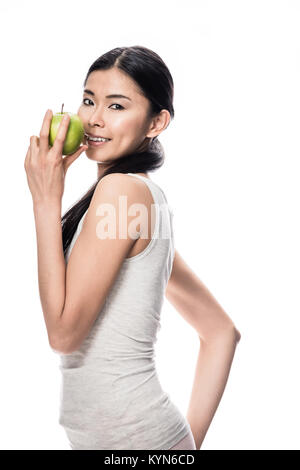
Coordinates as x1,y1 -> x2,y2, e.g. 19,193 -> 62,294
0,0 -> 299,450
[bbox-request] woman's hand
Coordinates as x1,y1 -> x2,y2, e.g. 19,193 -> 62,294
24,109 -> 88,205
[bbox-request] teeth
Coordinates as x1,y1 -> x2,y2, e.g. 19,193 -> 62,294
86,134 -> 110,142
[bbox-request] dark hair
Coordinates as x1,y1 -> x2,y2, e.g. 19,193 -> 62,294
61,45 -> 175,258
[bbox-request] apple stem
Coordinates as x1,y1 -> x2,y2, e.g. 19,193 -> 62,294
61,103 -> 64,114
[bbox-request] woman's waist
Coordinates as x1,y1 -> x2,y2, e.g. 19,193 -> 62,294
59,368 -> 173,424
59,380 -> 187,436
60,359 -> 162,394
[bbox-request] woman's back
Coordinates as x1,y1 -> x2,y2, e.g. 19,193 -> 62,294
58,173 -> 193,450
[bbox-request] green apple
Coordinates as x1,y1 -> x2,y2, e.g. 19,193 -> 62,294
49,104 -> 85,155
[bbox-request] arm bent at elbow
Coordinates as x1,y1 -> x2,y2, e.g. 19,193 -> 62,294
165,249 -> 241,342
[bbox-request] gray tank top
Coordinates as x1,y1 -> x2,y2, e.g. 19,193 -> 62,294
58,173 -> 192,450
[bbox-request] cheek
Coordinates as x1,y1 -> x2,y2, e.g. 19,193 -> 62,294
114,116 -> 144,135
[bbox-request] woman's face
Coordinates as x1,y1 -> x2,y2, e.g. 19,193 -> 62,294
78,67 -> 154,165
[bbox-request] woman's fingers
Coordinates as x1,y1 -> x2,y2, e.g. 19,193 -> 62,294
39,109 -> 70,158
29,111 -> 72,167
39,109 -> 52,155
51,113 -> 70,157
29,135 -> 40,164
24,144 -> 31,170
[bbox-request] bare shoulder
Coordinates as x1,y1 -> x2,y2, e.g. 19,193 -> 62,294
92,172 -> 148,201
93,172 -> 154,233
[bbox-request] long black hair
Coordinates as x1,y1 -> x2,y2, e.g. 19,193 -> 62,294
61,45 -> 175,258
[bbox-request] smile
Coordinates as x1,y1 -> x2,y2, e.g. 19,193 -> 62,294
86,137 -> 111,147
84,133 -> 111,142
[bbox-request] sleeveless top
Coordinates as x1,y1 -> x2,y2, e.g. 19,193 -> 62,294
57,173 -> 192,450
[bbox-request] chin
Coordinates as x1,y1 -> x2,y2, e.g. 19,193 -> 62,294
85,154 -> 102,163
87,154 -> 115,165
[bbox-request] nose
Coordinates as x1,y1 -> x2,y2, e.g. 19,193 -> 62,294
89,118 -> 105,128
88,108 -> 105,128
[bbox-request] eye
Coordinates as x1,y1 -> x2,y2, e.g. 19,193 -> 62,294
82,98 -> 93,106
109,103 -> 124,110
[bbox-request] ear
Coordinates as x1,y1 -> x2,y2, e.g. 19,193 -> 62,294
146,109 -> 171,139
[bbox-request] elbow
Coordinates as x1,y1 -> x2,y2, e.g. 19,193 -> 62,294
223,323 -> 241,343
234,327 -> 241,342
48,316 -> 78,354
50,334 -> 82,355
199,323 -> 241,344
49,338 -> 65,355
49,334 -> 73,355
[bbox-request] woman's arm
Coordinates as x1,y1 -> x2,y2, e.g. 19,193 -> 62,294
32,173 -> 144,354
33,200 -> 66,345
165,249 -> 241,449
24,110 -> 87,347
186,331 -> 240,449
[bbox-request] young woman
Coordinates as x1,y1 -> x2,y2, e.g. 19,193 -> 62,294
24,45 -> 241,450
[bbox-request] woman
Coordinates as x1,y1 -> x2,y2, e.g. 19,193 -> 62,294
24,45 -> 241,450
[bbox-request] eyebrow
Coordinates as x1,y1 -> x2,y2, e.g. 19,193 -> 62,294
83,89 -> 132,101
